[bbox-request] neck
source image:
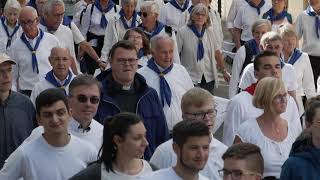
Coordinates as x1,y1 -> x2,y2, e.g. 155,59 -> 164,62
195,24 -> 203,32
6,20 -> 17,28
124,14 -> 133,21
74,116 -> 91,129
145,21 -> 157,32
173,164 -> 199,180
113,156 -> 142,175
100,0 -> 109,6
55,73 -> 68,82
177,0 -> 184,6
251,0 -> 261,6
260,109 -> 282,125
273,8 -> 283,15
283,49 -> 293,62
25,29 -> 39,40
0,90 -> 10,104
42,133 -> 70,147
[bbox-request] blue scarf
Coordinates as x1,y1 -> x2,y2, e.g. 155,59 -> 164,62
188,24 -> 205,61
119,9 -> 138,29
169,0 -> 190,12
138,21 -> 165,39
246,0 -> 265,15
265,8 -> 289,23
246,39 -> 260,56
147,58 -> 173,107
20,29 -> 44,74
62,16 -> 72,27
1,17 -> 20,49
188,5 -> 193,13
287,48 -> 303,65
94,0 -> 115,29
45,70 -> 73,93
306,5 -> 320,39
138,49 -> 144,59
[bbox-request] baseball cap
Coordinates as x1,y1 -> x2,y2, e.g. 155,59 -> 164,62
0,53 -> 16,65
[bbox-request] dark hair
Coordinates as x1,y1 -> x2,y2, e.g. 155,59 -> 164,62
99,112 -> 143,172
35,88 -> 69,115
253,51 -> 278,71
108,40 -> 137,59
68,74 -> 102,94
172,120 -> 210,147
222,143 -> 264,175
305,101 -> 320,128
123,28 -> 151,55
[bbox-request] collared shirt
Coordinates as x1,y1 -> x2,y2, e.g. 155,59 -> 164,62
0,19 -> 23,53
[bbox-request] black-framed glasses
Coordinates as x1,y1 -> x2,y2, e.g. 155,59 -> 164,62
184,108 -> 217,121
72,94 -> 100,104
115,58 -> 138,65
138,11 -> 149,18
218,169 -> 262,179
19,18 -> 38,26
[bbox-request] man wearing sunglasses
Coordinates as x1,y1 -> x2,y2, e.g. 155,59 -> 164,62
150,87 -> 228,180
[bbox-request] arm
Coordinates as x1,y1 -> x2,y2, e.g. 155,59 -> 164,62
215,49 -> 230,82
233,28 -> 242,50
302,55 -> 316,98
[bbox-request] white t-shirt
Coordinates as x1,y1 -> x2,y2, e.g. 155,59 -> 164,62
139,167 -> 209,180
101,159 -> 153,180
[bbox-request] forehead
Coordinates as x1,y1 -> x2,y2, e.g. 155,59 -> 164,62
266,40 -> 282,46
70,84 -> 100,95
50,49 -> 69,58
0,62 -> 13,69
39,100 -> 67,114
259,56 -> 279,65
156,39 -> 174,49
184,136 -> 210,146
254,24 -> 268,32
113,47 -> 137,59
186,100 -> 213,112
224,158 -> 248,169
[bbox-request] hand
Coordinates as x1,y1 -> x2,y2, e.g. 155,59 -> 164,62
98,61 -> 108,71
223,71 -> 231,83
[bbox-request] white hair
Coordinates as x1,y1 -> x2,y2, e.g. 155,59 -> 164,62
150,34 -> 174,51
140,1 -> 159,15
4,0 -> 21,12
43,0 -> 64,15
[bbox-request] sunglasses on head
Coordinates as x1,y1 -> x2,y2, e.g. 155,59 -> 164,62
74,94 -> 100,104
138,11 -> 149,18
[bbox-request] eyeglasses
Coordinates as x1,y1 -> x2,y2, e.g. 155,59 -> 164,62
184,108 -> 217,121
115,58 -> 138,65
19,18 -> 37,26
218,169 -> 262,179
138,11 -> 149,18
72,94 -> 100,104
273,93 -> 288,103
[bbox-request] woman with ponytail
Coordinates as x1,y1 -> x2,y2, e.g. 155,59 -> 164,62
70,112 -> 154,180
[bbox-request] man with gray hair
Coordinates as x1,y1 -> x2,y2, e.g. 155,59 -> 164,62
138,34 -> 193,132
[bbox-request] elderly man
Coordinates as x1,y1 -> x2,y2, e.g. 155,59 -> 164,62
138,34 -> 193,131
30,47 -> 75,104
95,40 -> 169,160
0,53 -> 36,169
150,87 -> 227,180
8,6 -> 60,97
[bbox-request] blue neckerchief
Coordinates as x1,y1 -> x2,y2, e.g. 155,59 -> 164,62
306,5 -> 320,39
246,39 -> 260,56
188,5 -> 193,13
119,9 -> 138,29
147,58 -> 173,107
45,70 -> 73,94
246,0 -> 265,15
138,48 -> 144,59
20,29 -> 44,74
94,0 -> 115,29
287,48 -> 303,65
265,8 -> 288,23
138,21 -> 165,39
62,16 -> 72,27
1,17 -> 20,48
279,55 -> 285,69
188,24 -> 205,61
39,18 -> 57,33
169,0 -> 190,12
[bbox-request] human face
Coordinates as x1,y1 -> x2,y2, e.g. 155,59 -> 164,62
110,48 -> 138,85
311,108 -> 320,137
0,62 -> 13,93
192,11 -> 208,28
272,0 -> 286,12
44,4 -> 64,31
116,122 -> 149,158
309,0 -> 320,9
191,0 -> 209,6
19,9 -> 39,39
222,158 -> 260,180
140,8 -> 158,30
252,24 -> 269,44
254,56 -> 282,80
69,85 -> 100,123
4,8 -> 19,26
175,136 -> 210,172
36,0 -> 47,16
272,88 -> 287,113
37,100 -> 70,135
282,35 -> 296,54
152,38 -> 174,69
263,40 -> 283,58
182,100 -> 215,132
49,48 -> 72,80
127,31 -> 143,51
122,1 -> 136,19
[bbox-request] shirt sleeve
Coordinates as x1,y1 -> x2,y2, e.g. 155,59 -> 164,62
302,54 -> 316,98
70,22 -> 86,44
101,19 -> 116,60
0,147 -> 26,180
295,13 -> 303,40
150,144 -> 173,169
226,0 -> 237,29
171,33 -> 181,64
233,7 -> 243,29
229,46 -> 246,98
238,64 -> 256,90
80,4 -> 92,37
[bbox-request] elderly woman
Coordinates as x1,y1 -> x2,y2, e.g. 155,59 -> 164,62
0,0 -> 22,53
177,3 -> 229,94
262,0 -> 292,31
279,24 -> 316,116
80,0 -> 120,74
123,28 -> 151,67
229,19 -> 271,98
235,77 -> 301,179
101,0 -> 141,61
69,113 -> 154,180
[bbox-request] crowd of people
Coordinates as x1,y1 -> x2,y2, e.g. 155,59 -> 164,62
0,0 -> 319,179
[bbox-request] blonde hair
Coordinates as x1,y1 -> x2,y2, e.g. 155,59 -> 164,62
4,0 -> 21,12
253,77 -> 286,111
279,24 -> 298,39
140,1 -> 159,15
181,87 -> 213,113
260,31 -> 282,47
188,3 -> 211,28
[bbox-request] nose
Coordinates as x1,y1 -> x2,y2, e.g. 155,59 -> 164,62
142,136 -> 149,147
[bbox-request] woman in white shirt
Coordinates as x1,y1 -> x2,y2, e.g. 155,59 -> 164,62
123,27 -> 151,67
234,77 -> 301,179
70,112 -> 153,180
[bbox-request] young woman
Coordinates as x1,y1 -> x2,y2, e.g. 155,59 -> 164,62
262,0 -> 292,31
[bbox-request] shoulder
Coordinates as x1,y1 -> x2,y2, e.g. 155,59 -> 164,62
10,91 -> 34,105
211,138 -> 228,152
237,118 -> 258,136
91,119 -> 104,130
69,162 -> 101,180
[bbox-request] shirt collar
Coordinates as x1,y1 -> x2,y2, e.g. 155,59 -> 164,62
53,72 -> 70,86
69,118 -> 92,133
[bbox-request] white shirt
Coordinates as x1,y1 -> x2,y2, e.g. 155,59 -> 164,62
295,9 -> 320,56
136,0 -> 164,12
177,25 -> 219,84
101,160 -> 153,180
150,137 -> 227,180
138,63 -> 194,130
236,118 -> 301,178
139,167 -> 209,180
9,31 -> 60,91
222,91 -> 302,146
0,135 -> 97,180
233,2 -> 271,41
238,63 -> 298,92
226,0 -> 247,29
0,19 -> 23,53
74,1 -> 89,30
70,21 -> 86,44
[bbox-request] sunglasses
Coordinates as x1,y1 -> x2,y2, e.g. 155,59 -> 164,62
74,94 -> 100,104
138,11 -> 149,18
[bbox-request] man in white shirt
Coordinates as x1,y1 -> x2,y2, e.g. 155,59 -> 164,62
223,51 -> 302,146
150,87 -> 227,180
141,120 -> 211,180
9,6 -> 60,97
0,88 -> 97,180
138,34 -> 194,131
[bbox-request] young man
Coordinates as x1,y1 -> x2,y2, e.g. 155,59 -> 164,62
220,143 -> 263,180
0,88 -> 97,180
141,120 -> 211,180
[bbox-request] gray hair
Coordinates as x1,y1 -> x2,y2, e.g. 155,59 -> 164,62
4,0 -> 21,12
188,3 -> 211,28
43,0 -> 64,15
260,31 -> 282,47
121,0 -> 137,7
140,1 -> 159,15
150,34 -> 174,51
69,74 -> 102,95
251,19 -> 272,33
